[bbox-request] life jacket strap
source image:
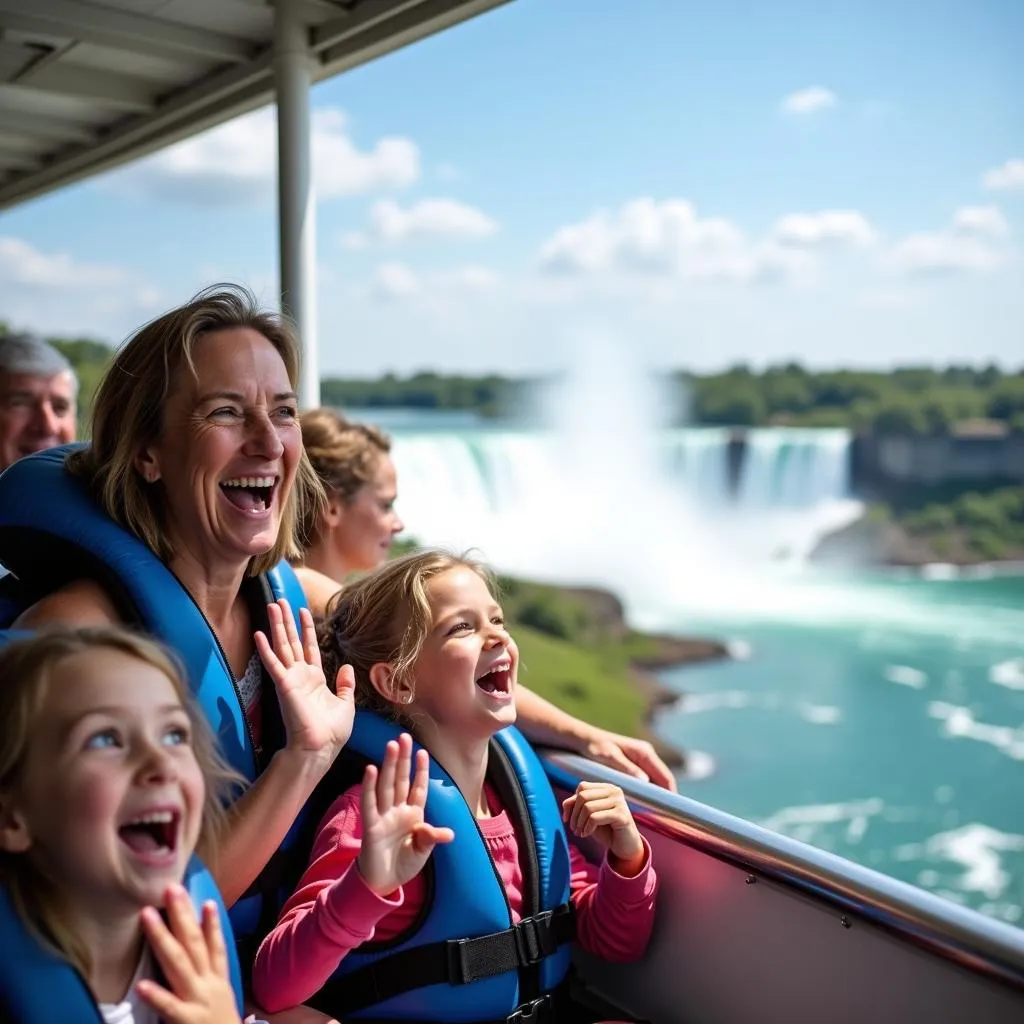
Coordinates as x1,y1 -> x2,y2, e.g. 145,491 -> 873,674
314,902 -> 576,1016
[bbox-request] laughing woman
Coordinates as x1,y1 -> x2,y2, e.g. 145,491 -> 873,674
295,407 -> 678,792
12,286 -> 356,911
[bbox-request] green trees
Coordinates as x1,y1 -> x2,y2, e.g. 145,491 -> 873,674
315,363 -> 1024,435
3,316 -> 1022,436
900,487 -> 1024,561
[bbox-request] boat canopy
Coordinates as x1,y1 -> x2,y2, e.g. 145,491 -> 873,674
0,0 -> 510,403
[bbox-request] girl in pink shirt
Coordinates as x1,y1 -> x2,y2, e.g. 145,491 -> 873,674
251,550 -> 658,1020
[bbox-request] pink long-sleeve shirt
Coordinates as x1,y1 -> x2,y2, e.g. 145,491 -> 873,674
251,782 -> 658,1013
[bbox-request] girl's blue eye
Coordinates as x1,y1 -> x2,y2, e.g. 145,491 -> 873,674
163,726 -> 191,746
85,730 -> 119,750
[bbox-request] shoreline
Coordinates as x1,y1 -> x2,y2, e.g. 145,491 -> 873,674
626,633 -> 730,772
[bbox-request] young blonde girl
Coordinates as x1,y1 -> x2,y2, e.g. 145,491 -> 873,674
251,550 -> 658,1019
0,627 -> 248,1024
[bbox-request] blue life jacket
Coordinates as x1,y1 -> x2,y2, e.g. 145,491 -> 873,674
0,628 -> 244,1022
302,711 -> 576,1023
0,445 -> 308,958
0,851 -> 243,1023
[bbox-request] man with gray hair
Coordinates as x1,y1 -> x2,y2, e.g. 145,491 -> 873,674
0,331 -> 77,472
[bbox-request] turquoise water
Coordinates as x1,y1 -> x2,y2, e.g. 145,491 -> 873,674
655,572 -> 1024,926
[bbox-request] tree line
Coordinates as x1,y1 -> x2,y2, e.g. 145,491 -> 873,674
326,364 -> 1024,436
4,322 -> 1022,436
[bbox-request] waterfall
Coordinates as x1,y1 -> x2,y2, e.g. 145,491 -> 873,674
389,426 -> 863,590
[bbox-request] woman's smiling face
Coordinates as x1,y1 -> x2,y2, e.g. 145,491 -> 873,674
135,327 -> 302,572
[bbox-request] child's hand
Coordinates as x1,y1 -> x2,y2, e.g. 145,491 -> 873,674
357,732 -> 454,896
255,599 -> 356,769
562,782 -> 646,876
135,884 -> 242,1024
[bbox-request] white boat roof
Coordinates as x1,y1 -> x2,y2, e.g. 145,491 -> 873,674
0,0 -> 507,210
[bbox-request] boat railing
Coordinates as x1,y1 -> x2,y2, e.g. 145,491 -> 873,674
542,750 -> 1024,1024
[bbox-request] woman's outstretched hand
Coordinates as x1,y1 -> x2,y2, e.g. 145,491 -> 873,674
357,733 -> 454,896
581,729 -> 678,793
135,885 -> 242,1024
255,599 -> 356,771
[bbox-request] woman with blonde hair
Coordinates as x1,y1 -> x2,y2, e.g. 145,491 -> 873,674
294,409 -> 403,617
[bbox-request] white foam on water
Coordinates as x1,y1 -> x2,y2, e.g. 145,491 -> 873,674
680,749 -> 716,781
727,639 -> 753,661
682,690 -> 755,713
884,665 -> 928,689
921,563 -> 960,581
927,701 -> 1024,761
899,823 -> 1024,901
798,702 -> 842,725
990,658 -> 1024,691
760,797 -> 885,847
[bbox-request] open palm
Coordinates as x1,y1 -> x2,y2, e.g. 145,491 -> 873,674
255,599 -> 356,768
357,733 -> 454,897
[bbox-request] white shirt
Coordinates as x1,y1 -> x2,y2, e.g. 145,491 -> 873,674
97,949 -> 159,1024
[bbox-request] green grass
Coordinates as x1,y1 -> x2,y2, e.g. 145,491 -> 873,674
513,626 -> 647,736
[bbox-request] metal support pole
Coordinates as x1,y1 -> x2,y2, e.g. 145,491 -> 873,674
274,0 -> 319,409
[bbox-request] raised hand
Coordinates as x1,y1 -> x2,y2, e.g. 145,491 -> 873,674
255,599 -> 356,770
562,781 -> 646,876
357,733 -> 454,896
135,885 -> 242,1024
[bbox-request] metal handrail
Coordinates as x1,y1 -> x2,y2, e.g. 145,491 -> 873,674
542,750 -> 1024,992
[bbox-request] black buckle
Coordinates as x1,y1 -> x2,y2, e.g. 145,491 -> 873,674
514,910 -> 555,966
506,995 -> 553,1024
447,937 -> 470,985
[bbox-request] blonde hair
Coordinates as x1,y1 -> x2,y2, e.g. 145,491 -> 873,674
0,627 -> 241,979
319,549 -> 494,719
67,283 -> 326,575
300,408 -> 391,541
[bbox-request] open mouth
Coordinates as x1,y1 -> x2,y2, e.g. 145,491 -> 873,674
476,659 -> 513,696
220,475 -> 278,514
118,809 -> 180,858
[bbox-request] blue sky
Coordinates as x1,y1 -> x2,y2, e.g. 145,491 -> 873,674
0,0 -> 1021,377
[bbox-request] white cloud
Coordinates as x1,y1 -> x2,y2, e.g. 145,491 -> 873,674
982,158 -> 1024,192
537,198 -> 817,286
105,107 -> 419,206
363,198 -> 499,243
885,206 -> 1012,276
773,210 -> 876,247
780,87 -> 837,115
0,236 -> 127,289
371,262 -> 499,303
0,236 -> 161,340
952,205 -> 1010,238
